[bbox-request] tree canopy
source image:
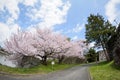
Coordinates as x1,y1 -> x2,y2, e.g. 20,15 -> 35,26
85,14 -> 116,61
85,48 -> 98,62
4,28 -> 87,66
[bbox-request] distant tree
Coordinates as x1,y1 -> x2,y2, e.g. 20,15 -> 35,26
85,14 -> 116,61
60,40 -> 87,64
85,48 -> 98,62
67,37 -> 71,41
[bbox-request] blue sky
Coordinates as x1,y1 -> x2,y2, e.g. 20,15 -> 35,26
0,0 -> 120,46
54,0 -> 109,39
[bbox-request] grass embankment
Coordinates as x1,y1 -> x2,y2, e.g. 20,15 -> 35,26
0,64 -> 78,75
90,61 -> 120,80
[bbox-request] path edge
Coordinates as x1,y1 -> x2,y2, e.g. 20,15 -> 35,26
87,68 -> 92,80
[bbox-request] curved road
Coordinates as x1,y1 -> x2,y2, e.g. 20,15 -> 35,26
0,65 -> 91,80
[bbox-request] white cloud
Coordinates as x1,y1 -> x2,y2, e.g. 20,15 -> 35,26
23,0 -> 37,6
72,36 -> 78,40
26,26 -> 37,34
0,23 -> 9,42
0,0 -> 71,46
0,23 -> 20,46
0,0 -> 39,24
0,0 -> 21,46
27,0 -> 71,28
105,0 -> 120,23
0,0 -> 71,28
73,23 -> 84,33
0,0 -> 20,24
66,23 -> 85,34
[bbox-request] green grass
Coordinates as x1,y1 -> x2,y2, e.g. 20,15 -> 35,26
90,61 -> 120,80
0,63 -> 78,75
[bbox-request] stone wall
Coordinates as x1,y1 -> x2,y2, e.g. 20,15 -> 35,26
20,56 -> 41,68
0,47 -> 41,68
98,50 -> 106,61
0,47 -> 16,67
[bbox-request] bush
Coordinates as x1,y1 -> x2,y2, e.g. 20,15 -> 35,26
62,56 -> 85,64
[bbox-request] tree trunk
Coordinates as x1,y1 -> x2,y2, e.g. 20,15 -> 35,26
114,46 -> 120,66
42,56 -> 47,65
58,55 -> 64,64
101,43 -> 110,61
105,44 -> 113,61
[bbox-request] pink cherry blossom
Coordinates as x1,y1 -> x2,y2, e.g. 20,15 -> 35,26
4,28 -> 88,65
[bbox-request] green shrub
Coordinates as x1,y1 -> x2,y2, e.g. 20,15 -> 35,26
62,56 -> 85,64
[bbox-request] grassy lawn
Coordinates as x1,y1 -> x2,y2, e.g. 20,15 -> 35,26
0,63 -> 78,75
90,61 -> 120,80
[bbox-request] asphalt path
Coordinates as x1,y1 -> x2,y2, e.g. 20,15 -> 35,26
0,65 -> 91,80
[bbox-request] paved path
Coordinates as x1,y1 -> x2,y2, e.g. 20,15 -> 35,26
0,65 -> 91,80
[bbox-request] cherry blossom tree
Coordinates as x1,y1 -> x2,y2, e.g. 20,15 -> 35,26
54,40 -> 88,64
4,28 -> 87,66
75,40 -> 88,57
33,28 -> 71,65
4,30 -> 38,66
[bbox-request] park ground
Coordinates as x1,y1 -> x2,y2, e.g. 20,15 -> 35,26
0,61 -> 120,80
0,64 -> 90,80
